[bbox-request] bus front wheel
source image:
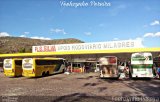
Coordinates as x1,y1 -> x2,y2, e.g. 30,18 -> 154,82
129,71 -> 132,79
46,71 -> 49,76
42,72 -> 45,77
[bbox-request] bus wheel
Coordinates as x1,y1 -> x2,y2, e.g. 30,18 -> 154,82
62,69 -> 65,73
42,72 -> 45,77
46,71 -> 49,76
129,71 -> 132,79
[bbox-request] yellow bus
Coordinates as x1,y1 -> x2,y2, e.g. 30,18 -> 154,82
3,58 -> 22,77
22,58 -> 66,77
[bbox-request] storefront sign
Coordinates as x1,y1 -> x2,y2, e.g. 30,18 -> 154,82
32,40 -> 143,53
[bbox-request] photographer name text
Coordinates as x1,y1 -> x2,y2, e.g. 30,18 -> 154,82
60,1 -> 111,8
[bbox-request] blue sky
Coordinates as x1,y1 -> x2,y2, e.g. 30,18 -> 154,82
0,0 -> 160,47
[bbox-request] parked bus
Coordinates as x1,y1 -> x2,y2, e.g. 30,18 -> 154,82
99,56 -> 119,78
130,52 -> 153,78
22,58 -> 66,77
3,58 -> 22,77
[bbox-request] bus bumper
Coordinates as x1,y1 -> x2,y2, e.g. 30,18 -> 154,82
5,73 -> 15,77
22,72 -> 36,77
4,70 -> 15,77
100,74 -> 119,78
132,74 -> 153,78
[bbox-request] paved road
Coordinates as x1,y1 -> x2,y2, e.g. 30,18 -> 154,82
0,72 -> 160,102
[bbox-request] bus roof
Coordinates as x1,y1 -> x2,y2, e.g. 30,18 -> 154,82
100,56 -> 117,58
4,58 -> 22,60
131,52 -> 152,57
23,57 -> 65,60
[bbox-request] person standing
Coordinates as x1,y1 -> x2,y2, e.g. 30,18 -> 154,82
157,67 -> 160,78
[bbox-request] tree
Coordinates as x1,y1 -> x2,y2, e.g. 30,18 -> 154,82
19,48 -> 25,53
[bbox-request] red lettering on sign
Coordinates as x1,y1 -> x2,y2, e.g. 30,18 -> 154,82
44,46 -> 48,52
39,46 -> 42,52
34,45 -> 56,52
51,46 -> 56,52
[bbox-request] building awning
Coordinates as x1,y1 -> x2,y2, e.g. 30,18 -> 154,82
0,47 -> 160,58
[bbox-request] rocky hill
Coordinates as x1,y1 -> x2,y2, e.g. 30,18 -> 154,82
0,37 -> 84,54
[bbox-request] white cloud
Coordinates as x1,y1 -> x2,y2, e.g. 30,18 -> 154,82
143,20 -> 160,28
0,32 -> 11,37
126,31 -> 160,48
135,37 -> 144,48
113,38 -> 119,40
143,32 -> 160,37
143,33 -> 154,37
84,32 -> 92,36
30,36 -> 51,40
19,32 -> 29,37
155,32 -> 160,37
135,37 -> 144,42
128,37 -> 144,48
129,37 -> 144,42
50,28 -> 67,34
150,20 -> 160,26
24,32 -> 30,34
20,35 -> 26,37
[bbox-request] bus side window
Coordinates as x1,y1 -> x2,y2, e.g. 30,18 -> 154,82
36,60 -> 49,65
47,60 -> 51,65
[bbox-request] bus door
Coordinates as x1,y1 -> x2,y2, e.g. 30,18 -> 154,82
14,60 -> 22,76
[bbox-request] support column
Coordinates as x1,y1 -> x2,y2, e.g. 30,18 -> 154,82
71,62 -> 73,73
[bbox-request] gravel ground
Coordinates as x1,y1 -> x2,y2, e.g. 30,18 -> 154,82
0,72 -> 160,102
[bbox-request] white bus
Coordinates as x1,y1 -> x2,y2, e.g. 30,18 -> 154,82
99,56 -> 119,78
130,52 -> 153,78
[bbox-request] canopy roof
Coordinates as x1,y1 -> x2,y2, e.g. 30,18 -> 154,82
0,47 -> 159,58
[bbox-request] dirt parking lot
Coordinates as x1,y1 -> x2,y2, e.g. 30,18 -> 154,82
0,72 -> 160,102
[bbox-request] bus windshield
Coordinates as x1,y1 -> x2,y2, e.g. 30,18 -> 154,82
4,59 -> 12,68
23,58 -> 33,68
